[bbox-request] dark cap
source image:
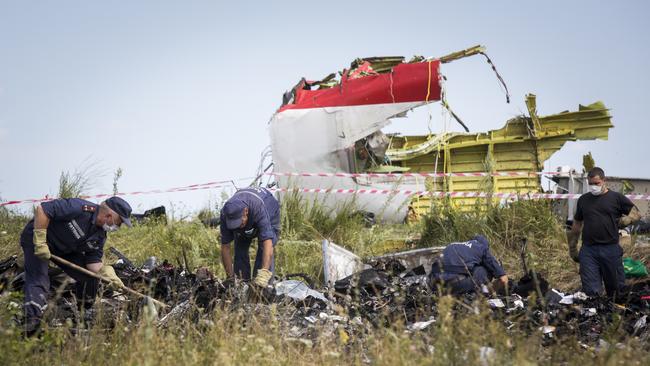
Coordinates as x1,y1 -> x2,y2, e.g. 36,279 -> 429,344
105,196 -> 132,227
471,234 -> 489,247
222,199 -> 247,230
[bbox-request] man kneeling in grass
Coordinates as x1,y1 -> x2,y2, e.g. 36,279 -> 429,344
429,234 -> 508,295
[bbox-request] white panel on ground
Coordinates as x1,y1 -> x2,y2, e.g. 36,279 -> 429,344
322,239 -> 364,284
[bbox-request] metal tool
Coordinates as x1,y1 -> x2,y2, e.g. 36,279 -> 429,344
50,254 -> 168,308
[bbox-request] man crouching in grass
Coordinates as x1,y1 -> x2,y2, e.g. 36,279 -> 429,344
219,187 -> 280,289
20,196 -> 132,336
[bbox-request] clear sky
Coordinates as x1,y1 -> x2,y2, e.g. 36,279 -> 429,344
1,1 -> 648,215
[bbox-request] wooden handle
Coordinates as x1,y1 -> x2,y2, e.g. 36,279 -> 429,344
50,254 -> 168,308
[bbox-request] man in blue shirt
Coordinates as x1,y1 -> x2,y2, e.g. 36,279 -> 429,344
20,196 -> 132,335
429,235 -> 508,295
219,187 -> 280,288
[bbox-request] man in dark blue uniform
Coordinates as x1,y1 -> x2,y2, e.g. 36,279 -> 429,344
429,234 -> 508,295
568,167 -> 637,298
21,196 -> 132,335
219,187 -> 280,287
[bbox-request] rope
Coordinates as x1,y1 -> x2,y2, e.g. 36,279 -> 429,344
425,61 -> 432,102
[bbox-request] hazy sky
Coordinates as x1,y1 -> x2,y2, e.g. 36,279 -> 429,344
1,1 -> 648,214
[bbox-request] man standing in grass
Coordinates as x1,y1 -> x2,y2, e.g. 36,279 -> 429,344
21,196 -> 132,336
568,167 -> 639,298
219,187 -> 280,288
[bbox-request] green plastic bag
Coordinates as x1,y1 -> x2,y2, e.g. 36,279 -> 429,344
623,257 -> 648,278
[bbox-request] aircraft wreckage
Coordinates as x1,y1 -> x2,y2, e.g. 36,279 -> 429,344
268,45 -> 613,222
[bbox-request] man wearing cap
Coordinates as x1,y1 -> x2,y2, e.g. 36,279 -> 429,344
429,234 -> 508,295
220,187 -> 280,288
20,196 -> 132,335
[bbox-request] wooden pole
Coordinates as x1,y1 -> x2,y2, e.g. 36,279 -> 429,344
50,254 -> 168,308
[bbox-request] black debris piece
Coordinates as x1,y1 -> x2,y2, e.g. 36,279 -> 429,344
1,250 -> 649,350
131,206 -> 167,224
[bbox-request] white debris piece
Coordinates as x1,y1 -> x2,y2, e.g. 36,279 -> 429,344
406,317 -> 436,331
487,299 -> 505,308
318,312 -> 347,322
582,308 -> 597,317
158,300 -> 191,327
275,280 -> 329,303
540,325 -> 556,334
479,346 -> 496,366
322,240 -> 365,284
304,316 -> 317,324
572,291 -> 588,301
559,295 -> 574,305
559,291 -> 588,305
634,315 -> 647,334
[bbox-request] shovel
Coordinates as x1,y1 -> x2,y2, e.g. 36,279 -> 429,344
50,254 -> 168,308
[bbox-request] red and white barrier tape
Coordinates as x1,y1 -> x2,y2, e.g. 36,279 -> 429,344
267,171 -> 562,178
0,180 -> 232,207
269,187 -> 650,200
5,175 -> 649,207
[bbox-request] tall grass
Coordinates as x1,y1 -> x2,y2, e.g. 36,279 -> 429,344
0,208 -> 28,259
57,159 -> 104,199
1,191 -> 649,364
420,197 -> 577,286
0,292 -> 647,365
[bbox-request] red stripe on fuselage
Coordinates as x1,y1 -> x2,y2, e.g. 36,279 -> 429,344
279,60 -> 441,111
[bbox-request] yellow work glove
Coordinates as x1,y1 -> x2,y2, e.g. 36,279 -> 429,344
619,206 -> 641,228
253,268 -> 272,287
566,230 -> 580,263
98,265 -> 125,289
33,228 -> 51,261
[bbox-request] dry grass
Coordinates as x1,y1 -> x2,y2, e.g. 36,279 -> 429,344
1,194 -> 649,365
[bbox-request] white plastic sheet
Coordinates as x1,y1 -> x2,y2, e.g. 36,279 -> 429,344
274,280 -> 328,303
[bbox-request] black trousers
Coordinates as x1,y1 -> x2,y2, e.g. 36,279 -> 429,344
21,239 -> 98,327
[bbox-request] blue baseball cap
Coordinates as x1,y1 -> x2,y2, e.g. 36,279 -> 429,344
471,234 -> 489,247
105,196 -> 133,227
222,199 -> 247,230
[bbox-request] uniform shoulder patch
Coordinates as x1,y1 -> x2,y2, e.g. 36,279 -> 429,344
82,204 -> 96,213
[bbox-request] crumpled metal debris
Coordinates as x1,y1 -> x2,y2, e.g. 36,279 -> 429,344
1,246 -> 649,351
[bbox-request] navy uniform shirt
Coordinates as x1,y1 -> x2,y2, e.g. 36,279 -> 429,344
438,235 -> 506,278
220,187 -> 280,245
575,190 -> 634,245
20,198 -> 106,263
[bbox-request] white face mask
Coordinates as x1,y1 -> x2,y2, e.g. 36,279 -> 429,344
103,217 -> 120,232
103,223 -> 119,232
589,184 -> 603,196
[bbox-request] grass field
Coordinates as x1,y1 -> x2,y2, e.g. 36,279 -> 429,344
1,193 -> 649,365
